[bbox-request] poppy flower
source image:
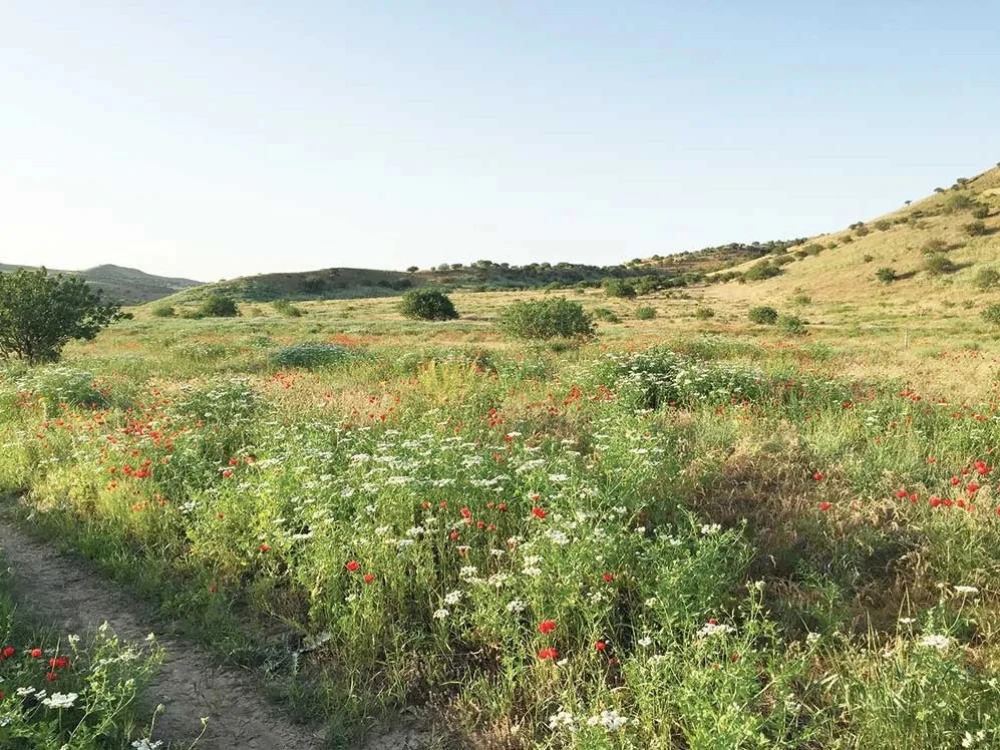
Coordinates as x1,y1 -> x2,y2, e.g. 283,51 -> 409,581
345,560 -> 360,572
30,648 -> 42,658
531,507 -> 546,520
48,656 -> 69,669
602,572 -> 614,583
45,672 -> 58,682
259,543 -> 270,553
363,573 -> 375,584
812,472 -> 824,481
537,619 -> 557,635
1,647 -> 13,658
819,502 -> 831,511
595,640 -> 607,652
537,647 -> 559,660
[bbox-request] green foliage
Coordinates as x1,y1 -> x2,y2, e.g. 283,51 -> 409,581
791,293 -> 812,306
593,307 -> 622,323
945,193 -> 975,213
497,297 -> 595,340
150,303 -> 175,318
920,238 -> 949,255
802,243 -> 824,256
965,220 -> 990,237
0,267 -> 124,363
271,343 -> 363,369
972,204 -> 990,220
694,307 -> 715,319
776,313 -> 808,335
981,304 -> 1000,325
743,261 -> 783,281
875,267 -> 898,283
199,293 -> 240,318
634,305 -> 657,320
924,254 -> 958,276
862,254 -> 874,263
748,306 -> 779,325
399,289 -> 459,321
854,225 -> 871,237
974,268 -> 1000,291
271,299 -> 304,317
873,219 -> 893,231
603,279 -> 638,299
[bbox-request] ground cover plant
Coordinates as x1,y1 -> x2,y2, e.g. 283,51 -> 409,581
3,286 -> 1000,748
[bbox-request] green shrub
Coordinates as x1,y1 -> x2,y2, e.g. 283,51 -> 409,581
776,313 -> 808,335
150,303 -> 175,318
748,306 -> 778,325
743,262 -> 783,281
974,268 -> 1000,291
972,204 -> 990,220
593,307 -> 621,323
399,289 -> 459,321
199,293 -> 239,318
694,307 -> 715,320
982,304 -> 1000,325
497,297 -> 595,340
874,219 -> 892,231
854,225 -> 870,237
924,254 -> 958,276
271,343 -> 362,369
921,238 -> 949,255
965,220 -> 990,237
945,193 -> 975,213
875,267 -> 898,283
802,243 -> 824,256
791,293 -> 811,306
271,299 -> 304,317
603,279 -> 637,299
635,306 -> 657,320
862,254 -> 874,263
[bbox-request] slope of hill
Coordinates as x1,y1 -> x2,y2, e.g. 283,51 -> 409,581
0,263 -> 201,304
706,164 -> 1000,308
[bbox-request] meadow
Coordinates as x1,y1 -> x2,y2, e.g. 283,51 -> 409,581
4,285 -> 1000,749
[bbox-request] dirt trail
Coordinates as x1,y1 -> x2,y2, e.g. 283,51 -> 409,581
0,519 -> 329,750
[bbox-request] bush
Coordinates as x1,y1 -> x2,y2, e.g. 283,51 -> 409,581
974,268 -> 1000,291
694,307 -> 715,319
743,262 -> 783,281
802,243 -> 824,256
874,219 -> 892,231
982,304 -> 1000,325
497,297 -> 595,340
399,289 -> 459,321
965,220 -> 990,237
0,267 -> 124,363
791,293 -> 811,306
271,343 -> 362,369
862,254 -> 874,263
854,225 -> 870,237
920,238 -> 949,255
199,293 -> 239,318
748,306 -> 778,325
776,314 -> 808,335
972,204 -> 990,220
593,307 -> 621,323
875,267 -> 898,283
635,306 -> 657,320
603,279 -> 637,299
945,194 -> 975,213
150,303 -> 175,318
924,254 -> 958,276
271,299 -> 304,317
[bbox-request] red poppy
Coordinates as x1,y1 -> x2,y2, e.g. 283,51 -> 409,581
537,647 -> 559,660
819,502 -> 831,511
30,648 -> 42,658
602,572 -> 614,583
537,619 -> 557,634
531,507 -> 547,520
259,543 -> 270,553
812,472 -> 824,481
48,656 -> 69,669
363,573 -> 375,584
895,489 -> 908,499
345,560 -> 360,572
1,647 -> 14,658
45,672 -> 58,682
595,640 -> 607,652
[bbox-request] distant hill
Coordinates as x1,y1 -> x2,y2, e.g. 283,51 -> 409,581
0,263 -> 201,304
705,163 -> 1000,307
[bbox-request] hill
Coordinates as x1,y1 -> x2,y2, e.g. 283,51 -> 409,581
706,164 -> 1000,308
0,263 -> 201,304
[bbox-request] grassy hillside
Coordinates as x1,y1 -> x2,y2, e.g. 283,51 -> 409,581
708,164 -> 1000,309
0,263 -> 201,304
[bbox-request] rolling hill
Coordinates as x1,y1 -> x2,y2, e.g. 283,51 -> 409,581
0,263 -> 201,304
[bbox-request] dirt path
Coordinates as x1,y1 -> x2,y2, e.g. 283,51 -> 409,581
0,519 -> 330,750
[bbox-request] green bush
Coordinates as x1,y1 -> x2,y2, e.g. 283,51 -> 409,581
497,297 -> 595,340
965,220 -> 990,237
271,299 -> 304,317
920,238 -> 949,255
603,279 -> 637,299
399,289 -> 459,321
802,244 -> 824,256
974,268 -> 1000,291
199,293 -> 239,318
776,313 -> 808,335
982,304 -> 1000,325
862,254 -> 874,263
635,306 -> 657,320
945,193 -> 975,213
874,219 -> 892,231
150,303 -> 175,318
791,293 -> 811,306
694,307 -> 715,320
971,204 -> 990,220
743,262 -> 783,281
593,307 -> 621,323
875,267 -> 898,283
748,306 -> 778,325
271,343 -> 362,369
924,254 -> 958,276
854,225 -> 870,237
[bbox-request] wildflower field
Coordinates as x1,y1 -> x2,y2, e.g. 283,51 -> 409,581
3,288 -> 1000,748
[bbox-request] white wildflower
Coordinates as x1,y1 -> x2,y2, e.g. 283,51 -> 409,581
42,692 -> 78,709
444,590 -> 462,605
506,599 -> 527,613
917,634 -> 952,651
954,585 -> 980,595
637,636 -> 653,648
696,620 -> 735,639
432,608 -> 450,620
586,709 -> 628,732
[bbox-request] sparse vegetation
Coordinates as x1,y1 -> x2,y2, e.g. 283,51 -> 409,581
776,313 -> 807,335
150,303 -> 175,318
635,305 -> 657,320
271,299 -> 304,317
975,268 -> 1000,291
694,307 -> 715,319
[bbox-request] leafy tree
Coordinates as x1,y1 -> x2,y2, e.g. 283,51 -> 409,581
406,266 -> 419,273
399,289 -> 458,321
0,267 -> 124,363
497,298 -> 594,340
603,279 -> 637,299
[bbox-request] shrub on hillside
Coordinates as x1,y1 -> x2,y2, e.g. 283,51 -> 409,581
776,313 -> 808,335
920,238 -> 949,255
975,268 -> 1000,291
854,225 -> 870,237
634,305 -> 657,320
271,343 -> 362,369
945,194 -> 975,213
399,289 -> 459,321
802,243 -> 824,256
924,254 -> 958,276
874,219 -> 892,231
972,204 -> 990,220
982,304 -> 1000,325
603,279 -> 637,299
497,297 -> 595,340
694,307 -> 715,320
271,299 -> 304,317
199,293 -> 239,318
862,254 -> 874,263
965,220 -> 990,237
748,306 -> 778,325
593,307 -> 621,323
744,262 -> 783,281
150,303 -> 175,318
875,267 -> 898,283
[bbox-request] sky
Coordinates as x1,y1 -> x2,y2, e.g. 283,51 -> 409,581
2,2 -> 999,281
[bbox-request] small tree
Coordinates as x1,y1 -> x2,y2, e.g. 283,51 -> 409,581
0,267 -> 124,363
875,267 -> 898,283
199,293 -> 239,317
748,306 -> 778,324
497,298 -> 594,340
603,279 -> 637,299
399,289 -> 458,321
406,266 -> 419,273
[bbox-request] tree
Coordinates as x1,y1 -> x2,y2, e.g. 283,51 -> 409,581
0,267 -> 124,363
399,289 -> 458,320
406,266 -> 419,273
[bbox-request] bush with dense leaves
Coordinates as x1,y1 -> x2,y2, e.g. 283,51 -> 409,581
975,268 -> 1000,291
199,293 -> 240,318
150,303 -> 175,318
399,289 -> 459,321
875,267 -> 898,283
924,254 -> 958,276
272,299 -> 304,317
635,306 -> 657,320
748,306 -> 778,325
965,221 -> 990,237
776,313 -> 808,335
270,343 -> 364,369
743,262 -> 783,281
603,279 -> 637,299
982,304 -> 1000,325
497,297 -> 595,340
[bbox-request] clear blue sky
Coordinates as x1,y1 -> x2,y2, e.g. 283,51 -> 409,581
2,2 -> 998,281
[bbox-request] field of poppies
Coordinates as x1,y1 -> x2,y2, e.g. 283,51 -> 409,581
3,291 -> 1000,748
